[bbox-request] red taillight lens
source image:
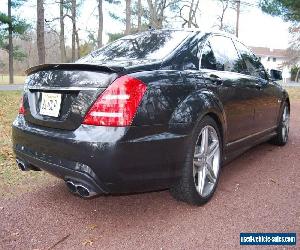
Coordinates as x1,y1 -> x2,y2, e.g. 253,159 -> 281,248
19,96 -> 25,114
82,75 -> 147,126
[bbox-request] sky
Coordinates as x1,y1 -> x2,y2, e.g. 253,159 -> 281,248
0,0 -> 292,49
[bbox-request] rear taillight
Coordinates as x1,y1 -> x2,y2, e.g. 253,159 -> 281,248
82,75 -> 147,126
19,96 -> 25,114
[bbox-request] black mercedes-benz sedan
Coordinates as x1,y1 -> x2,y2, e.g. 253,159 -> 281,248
12,29 -> 290,205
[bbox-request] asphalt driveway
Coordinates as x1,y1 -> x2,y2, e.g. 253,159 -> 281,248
0,102 -> 299,249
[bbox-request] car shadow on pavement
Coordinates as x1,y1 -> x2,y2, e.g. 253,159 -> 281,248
34,141 -> 281,213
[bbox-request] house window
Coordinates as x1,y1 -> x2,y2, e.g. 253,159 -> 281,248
273,57 -> 276,62
267,57 -> 270,61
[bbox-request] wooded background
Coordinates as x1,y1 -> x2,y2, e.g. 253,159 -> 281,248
0,0 -> 299,83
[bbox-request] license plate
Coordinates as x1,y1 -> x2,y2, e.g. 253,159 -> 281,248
40,92 -> 62,117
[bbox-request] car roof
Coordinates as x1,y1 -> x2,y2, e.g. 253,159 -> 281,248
153,28 -> 237,38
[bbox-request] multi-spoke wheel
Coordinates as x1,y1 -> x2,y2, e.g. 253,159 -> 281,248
193,125 -> 220,197
270,102 -> 290,146
170,116 -> 222,205
281,106 -> 290,142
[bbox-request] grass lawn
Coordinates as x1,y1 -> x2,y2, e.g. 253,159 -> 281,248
286,87 -> 300,100
0,75 -> 26,85
0,87 -> 299,197
0,91 -> 50,197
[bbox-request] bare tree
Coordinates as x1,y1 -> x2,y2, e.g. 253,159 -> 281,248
147,0 -> 181,28
286,24 -> 300,81
60,0 -> 66,62
71,0 -> 77,61
179,0 -> 200,28
8,0 -> 13,84
97,0 -> 103,47
216,0 -> 230,30
236,0 -> 240,37
137,0 -> 142,31
75,29 -> 80,59
37,0 -> 46,64
147,0 -> 167,28
125,0 -> 131,34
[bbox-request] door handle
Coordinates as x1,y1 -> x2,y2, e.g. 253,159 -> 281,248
209,74 -> 223,85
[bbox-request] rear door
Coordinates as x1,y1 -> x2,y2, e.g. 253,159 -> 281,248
23,64 -> 119,130
200,35 -> 259,142
234,41 -> 280,132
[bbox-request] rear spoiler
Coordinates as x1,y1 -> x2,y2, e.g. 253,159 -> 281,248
25,63 -> 125,75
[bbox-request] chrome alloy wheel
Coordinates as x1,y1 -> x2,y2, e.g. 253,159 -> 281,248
193,125 -> 220,197
282,106 -> 290,142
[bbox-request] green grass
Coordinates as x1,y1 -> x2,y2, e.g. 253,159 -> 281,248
0,75 -> 26,84
286,87 -> 300,101
0,91 -> 50,197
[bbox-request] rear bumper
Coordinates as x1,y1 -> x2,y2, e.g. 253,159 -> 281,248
12,115 -> 189,194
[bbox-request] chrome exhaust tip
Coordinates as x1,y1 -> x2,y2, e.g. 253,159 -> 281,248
76,185 -> 90,197
65,180 -> 98,198
16,159 -> 29,171
65,180 -> 77,193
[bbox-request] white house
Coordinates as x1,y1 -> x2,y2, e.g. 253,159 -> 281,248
250,46 -> 291,79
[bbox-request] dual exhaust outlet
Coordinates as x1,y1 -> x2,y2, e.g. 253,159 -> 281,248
65,180 -> 97,198
16,159 -> 97,198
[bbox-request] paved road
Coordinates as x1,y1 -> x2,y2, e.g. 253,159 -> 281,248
0,84 -> 24,91
0,103 -> 299,249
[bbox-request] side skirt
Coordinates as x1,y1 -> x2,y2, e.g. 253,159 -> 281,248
222,126 -> 277,165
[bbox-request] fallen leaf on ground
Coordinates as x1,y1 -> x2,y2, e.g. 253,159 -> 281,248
87,224 -> 97,230
82,239 -> 94,246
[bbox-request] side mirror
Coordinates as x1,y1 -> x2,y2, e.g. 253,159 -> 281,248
270,69 -> 283,81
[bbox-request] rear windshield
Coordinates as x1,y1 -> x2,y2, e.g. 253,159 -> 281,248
78,30 -> 191,64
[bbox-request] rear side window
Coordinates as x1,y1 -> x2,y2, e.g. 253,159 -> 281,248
235,41 -> 268,80
200,35 -> 244,73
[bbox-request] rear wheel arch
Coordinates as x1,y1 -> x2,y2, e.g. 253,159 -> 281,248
285,97 -> 290,111
204,112 -> 224,148
169,90 -> 226,132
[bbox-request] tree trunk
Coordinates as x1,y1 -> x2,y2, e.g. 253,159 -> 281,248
219,0 -> 229,30
187,0 -> 195,28
37,0 -> 45,64
147,0 -> 155,28
97,0 -> 103,47
71,0 -> 76,61
137,0 -> 142,32
60,0 -> 66,62
236,0 -> 240,37
75,29 -> 80,59
8,0 -> 13,84
125,0 -> 131,35
156,0 -> 166,28
296,68 -> 300,82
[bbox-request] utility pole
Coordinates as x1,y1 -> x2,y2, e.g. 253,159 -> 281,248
236,0 -> 240,37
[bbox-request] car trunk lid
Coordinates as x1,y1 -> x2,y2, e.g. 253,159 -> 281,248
23,63 -> 123,130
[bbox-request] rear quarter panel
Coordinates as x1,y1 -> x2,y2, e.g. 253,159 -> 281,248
129,70 -> 226,140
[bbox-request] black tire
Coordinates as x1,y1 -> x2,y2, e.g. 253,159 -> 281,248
270,102 -> 290,146
170,116 -> 222,206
